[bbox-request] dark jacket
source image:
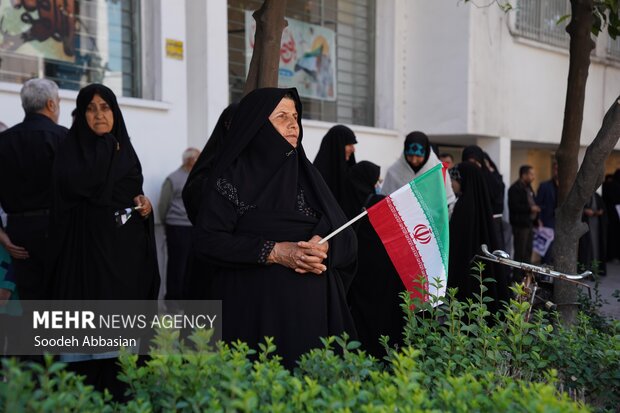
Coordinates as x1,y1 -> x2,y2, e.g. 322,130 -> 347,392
536,179 -> 558,228
508,180 -> 535,228
0,113 -> 68,213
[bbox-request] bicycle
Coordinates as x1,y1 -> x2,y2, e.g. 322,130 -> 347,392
475,244 -> 592,321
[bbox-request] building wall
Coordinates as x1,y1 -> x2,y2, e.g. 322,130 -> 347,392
2,0 -> 617,215
401,0 -> 620,185
468,4 -> 620,149
401,0 -> 471,135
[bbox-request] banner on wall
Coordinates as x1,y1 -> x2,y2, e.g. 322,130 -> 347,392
245,10 -> 337,101
0,0 -> 77,63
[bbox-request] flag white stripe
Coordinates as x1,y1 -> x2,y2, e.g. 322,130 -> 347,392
390,184 -> 447,298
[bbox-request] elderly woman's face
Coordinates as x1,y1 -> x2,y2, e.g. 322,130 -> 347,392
85,94 -> 114,136
269,97 -> 299,147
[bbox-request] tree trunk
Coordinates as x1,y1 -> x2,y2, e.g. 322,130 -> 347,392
243,0 -> 288,96
553,96 -> 620,322
552,0 -> 596,323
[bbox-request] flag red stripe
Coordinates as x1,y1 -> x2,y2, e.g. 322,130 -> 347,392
367,196 -> 427,302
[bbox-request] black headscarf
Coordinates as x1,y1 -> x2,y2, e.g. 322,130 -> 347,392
448,162 -> 509,311
461,145 -> 485,166
53,84 -> 141,214
462,145 -> 505,215
342,161 -> 380,219
48,83 -> 159,300
313,124 -> 357,205
206,89 -> 308,209
183,103 -> 238,224
403,131 -> 431,173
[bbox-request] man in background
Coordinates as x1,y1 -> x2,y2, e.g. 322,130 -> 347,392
536,162 -> 559,264
0,78 -> 67,300
158,148 -> 200,301
508,165 -> 540,280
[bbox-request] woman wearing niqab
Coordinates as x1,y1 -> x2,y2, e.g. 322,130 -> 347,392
193,88 -> 357,369
313,124 -> 357,206
342,160 -> 380,219
448,162 -> 509,312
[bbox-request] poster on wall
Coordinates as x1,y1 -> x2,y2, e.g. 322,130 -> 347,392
0,0 -> 77,63
245,10 -> 337,101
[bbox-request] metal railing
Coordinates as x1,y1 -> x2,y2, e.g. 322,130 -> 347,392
514,0 -> 570,49
607,35 -> 620,60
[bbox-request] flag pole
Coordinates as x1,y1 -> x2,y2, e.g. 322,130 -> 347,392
318,210 -> 368,245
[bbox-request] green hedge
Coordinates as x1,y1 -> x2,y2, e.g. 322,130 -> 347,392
1,271 -> 618,412
0,336 -> 589,413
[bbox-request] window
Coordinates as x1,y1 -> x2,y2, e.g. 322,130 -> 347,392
608,35 -> 620,60
514,0 -> 570,49
0,0 -> 141,97
228,0 -> 376,126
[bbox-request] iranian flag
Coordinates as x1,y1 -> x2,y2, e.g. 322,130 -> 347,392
367,163 -> 449,304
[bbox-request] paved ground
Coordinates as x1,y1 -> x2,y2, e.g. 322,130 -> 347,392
584,261 -> 620,319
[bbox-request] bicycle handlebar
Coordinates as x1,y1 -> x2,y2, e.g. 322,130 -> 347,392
476,244 -> 592,281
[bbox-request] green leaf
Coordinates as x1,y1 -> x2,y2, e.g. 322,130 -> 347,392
556,14 -> 571,25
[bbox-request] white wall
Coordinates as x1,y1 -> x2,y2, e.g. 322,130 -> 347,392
467,4 -> 620,149
402,0 -> 470,135
185,0 -> 229,150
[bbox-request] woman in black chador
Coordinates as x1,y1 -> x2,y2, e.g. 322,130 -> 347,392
49,84 -> 159,300
313,124 -> 357,208
193,88 -> 357,369
345,162 -> 406,358
342,160 -> 380,219
47,84 -> 160,399
447,162 -> 509,312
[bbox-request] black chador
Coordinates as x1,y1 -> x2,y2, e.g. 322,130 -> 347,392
313,124 -> 357,208
448,162 -> 509,311
47,84 -> 160,300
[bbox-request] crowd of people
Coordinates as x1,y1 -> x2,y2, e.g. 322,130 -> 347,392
1,79 -> 620,396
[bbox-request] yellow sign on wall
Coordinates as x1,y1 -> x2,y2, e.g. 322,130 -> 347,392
165,39 -> 184,60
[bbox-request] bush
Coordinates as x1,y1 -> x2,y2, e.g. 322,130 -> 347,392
1,334 -> 587,413
1,265 -> 617,412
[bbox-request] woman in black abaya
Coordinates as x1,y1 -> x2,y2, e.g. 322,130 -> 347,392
348,191 -> 406,359
448,162 -> 509,312
193,88 -> 357,369
342,160 -> 380,219
49,84 -> 159,299
48,84 -> 159,399
313,124 -> 357,207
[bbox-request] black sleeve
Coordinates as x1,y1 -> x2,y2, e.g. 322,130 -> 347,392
192,185 -> 274,268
